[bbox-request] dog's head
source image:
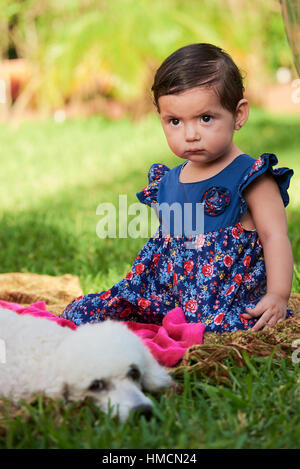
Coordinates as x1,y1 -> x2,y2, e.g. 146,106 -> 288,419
53,320 -> 173,421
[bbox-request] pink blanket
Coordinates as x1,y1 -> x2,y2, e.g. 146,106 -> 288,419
125,308 -> 205,366
0,300 -> 77,330
0,300 -> 205,366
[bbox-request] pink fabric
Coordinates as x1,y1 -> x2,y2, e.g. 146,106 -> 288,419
0,301 -> 205,366
125,307 -> 205,366
0,300 -> 77,330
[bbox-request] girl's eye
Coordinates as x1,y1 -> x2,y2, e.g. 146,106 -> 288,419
201,115 -> 213,123
169,118 -> 181,126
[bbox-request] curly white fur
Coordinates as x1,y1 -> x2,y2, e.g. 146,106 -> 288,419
0,308 -> 173,421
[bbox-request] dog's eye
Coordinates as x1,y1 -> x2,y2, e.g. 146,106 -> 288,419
127,365 -> 141,381
88,379 -> 106,392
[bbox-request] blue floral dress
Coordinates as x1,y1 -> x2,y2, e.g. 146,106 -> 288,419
62,153 -> 294,333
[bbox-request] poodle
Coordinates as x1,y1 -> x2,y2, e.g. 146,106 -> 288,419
0,307 -> 173,421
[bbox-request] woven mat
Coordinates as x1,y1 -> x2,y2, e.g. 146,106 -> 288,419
172,293 -> 300,383
0,272 -> 83,314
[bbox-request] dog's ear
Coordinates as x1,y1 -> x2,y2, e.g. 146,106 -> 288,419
141,350 -> 173,391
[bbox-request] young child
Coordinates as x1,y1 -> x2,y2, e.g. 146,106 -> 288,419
62,43 -> 294,333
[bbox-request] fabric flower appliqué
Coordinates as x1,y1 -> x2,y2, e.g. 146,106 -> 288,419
201,186 -> 231,216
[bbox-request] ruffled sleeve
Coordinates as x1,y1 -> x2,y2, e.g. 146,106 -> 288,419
136,163 -> 170,207
238,153 -> 293,216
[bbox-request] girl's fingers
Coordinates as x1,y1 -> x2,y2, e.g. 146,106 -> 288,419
267,313 -> 286,327
251,310 -> 273,331
242,300 -> 287,328
266,316 -> 278,327
242,313 -> 252,319
243,301 -> 266,318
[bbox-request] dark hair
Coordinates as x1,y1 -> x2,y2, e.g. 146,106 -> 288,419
151,43 -> 245,115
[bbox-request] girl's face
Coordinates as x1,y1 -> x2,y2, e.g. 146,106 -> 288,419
158,86 -> 246,166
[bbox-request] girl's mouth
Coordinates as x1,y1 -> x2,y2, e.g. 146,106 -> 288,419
185,149 -> 205,155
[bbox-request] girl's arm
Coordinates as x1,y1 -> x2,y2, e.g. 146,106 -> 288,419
241,172 -> 294,331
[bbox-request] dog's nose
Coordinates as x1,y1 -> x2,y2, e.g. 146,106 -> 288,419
132,404 -> 153,420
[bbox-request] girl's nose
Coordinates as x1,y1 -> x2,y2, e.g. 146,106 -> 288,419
184,123 -> 201,142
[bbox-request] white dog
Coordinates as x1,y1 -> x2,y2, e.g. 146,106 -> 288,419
0,308 -> 173,422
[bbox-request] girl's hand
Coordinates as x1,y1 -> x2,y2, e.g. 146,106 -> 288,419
241,293 -> 288,331
241,172 -> 293,333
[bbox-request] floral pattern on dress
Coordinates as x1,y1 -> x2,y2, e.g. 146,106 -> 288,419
62,221 -> 293,332
136,163 -> 170,206
201,186 -> 231,216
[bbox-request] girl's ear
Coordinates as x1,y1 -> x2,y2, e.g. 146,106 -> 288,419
234,98 -> 249,130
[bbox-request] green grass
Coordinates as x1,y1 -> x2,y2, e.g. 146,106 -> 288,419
1,356 -> 300,449
0,108 -> 300,448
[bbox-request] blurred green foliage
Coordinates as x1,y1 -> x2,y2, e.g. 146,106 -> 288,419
0,0 -> 294,111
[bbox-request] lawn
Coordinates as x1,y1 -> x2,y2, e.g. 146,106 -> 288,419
0,107 -> 300,449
